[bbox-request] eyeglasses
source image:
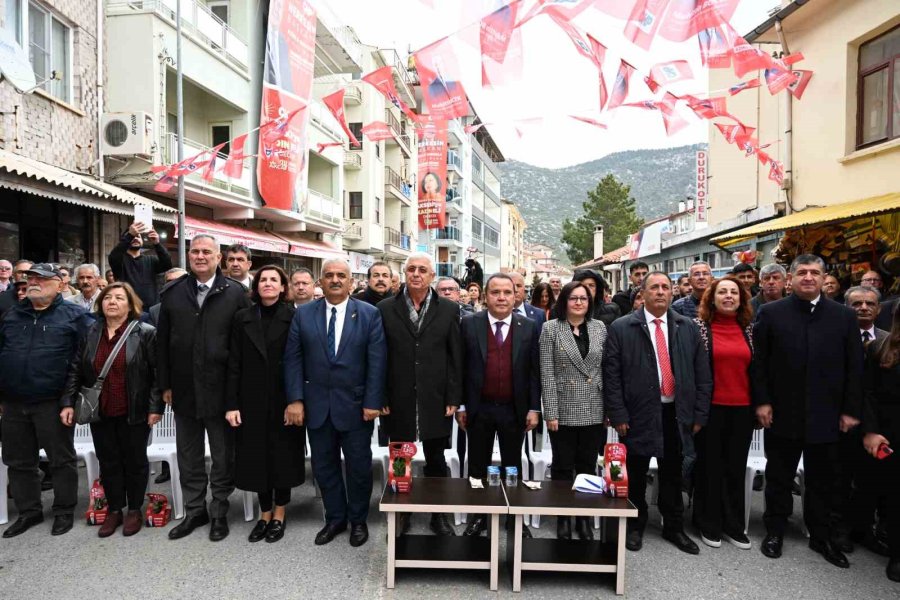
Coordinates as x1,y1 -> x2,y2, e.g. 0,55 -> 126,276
568,296 -> 589,303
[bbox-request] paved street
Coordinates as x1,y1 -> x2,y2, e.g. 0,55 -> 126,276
0,465 -> 895,599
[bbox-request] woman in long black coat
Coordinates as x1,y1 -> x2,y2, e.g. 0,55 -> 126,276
225,266 -> 304,544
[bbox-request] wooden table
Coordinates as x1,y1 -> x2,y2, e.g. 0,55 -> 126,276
380,478 -> 508,590
504,481 -> 638,594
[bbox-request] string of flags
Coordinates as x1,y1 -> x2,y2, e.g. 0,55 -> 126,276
152,0 -> 814,192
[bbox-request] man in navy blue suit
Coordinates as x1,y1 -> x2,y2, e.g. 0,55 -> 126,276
284,259 -> 387,548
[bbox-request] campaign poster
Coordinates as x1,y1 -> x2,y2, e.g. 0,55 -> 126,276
257,0 -> 316,212
417,117 -> 448,230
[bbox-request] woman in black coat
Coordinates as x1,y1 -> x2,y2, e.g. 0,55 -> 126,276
225,266 -> 304,544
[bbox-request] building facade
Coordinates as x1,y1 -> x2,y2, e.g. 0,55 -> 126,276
500,197 -> 527,274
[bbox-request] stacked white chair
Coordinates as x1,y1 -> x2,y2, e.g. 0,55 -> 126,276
73,424 -> 100,497
146,406 -> 183,519
0,448 -> 7,525
743,429 -> 767,533
528,426 -> 553,528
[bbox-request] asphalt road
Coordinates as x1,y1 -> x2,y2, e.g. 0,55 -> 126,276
0,465 -> 895,599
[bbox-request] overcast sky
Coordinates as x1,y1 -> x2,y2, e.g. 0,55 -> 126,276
328,0 -> 780,168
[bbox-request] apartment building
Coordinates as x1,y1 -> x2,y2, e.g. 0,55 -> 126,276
500,197 -> 527,274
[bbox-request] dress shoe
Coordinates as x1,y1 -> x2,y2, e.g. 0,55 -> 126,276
625,529 -> 643,552
209,517 -> 229,541
833,532 -> 854,554
154,462 -> 171,484
575,517 -> 594,541
557,516 -> 572,540
430,513 -> 456,536
51,514 -> 74,536
2,514 -> 44,538
464,515 -> 488,537
349,523 -> 369,547
98,511 -> 122,538
315,522 -> 347,545
761,535 -> 783,558
248,519 -> 269,543
168,512 -> 210,540
265,520 -> 285,543
662,530 -> 700,555
397,513 -> 411,536
850,531 -> 890,557
887,559 -> 900,583
123,510 -> 143,536
722,530 -> 751,550
809,539 -> 849,569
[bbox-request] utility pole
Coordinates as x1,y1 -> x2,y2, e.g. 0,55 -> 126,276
176,0 -> 186,266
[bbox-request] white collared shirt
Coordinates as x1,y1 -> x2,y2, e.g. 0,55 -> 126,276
861,326 -> 876,342
196,275 -> 216,290
81,291 -> 97,310
644,309 -> 675,404
514,303 -> 528,318
325,297 -> 350,354
487,312 -> 513,344
809,294 -> 821,312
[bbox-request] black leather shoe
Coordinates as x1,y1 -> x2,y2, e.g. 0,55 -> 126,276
557,516 -> 572,540
575,517 -> 594,541
248,519 -> 269,543
168,512 -> 210,540
209,517 -> 229,541
315,521 -> 347,545
430,513 -> 456,536
809,539 -> 849,569
761,535 -> 783,558
265,520 -> 285,543
50,514 -> 74,536
851,531 -> 891,557
464,515 -> 488,537
887,559 -> 900,582
2,514 -> 44,538
662,530 -> 700,555
154,462 -> 171,484
349,523 -> 369,547
833,532 -> 854,554
625,529 -> 643,551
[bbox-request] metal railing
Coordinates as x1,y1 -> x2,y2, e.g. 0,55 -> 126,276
307,189 -> 342,226
344,85 -> 362,104
344,150 -> 362,169
385,109 -> 402,137
385,227 -> 411,251
385,166 -> 412,200
313,1 -> 364,69
310,100 -> 346,143
108,0 -> 248,69
436,263 -> 458,278
435,226 -> 462,242
344,221 -> 363,240
162,132 -> 250,197
447,150 -> 462,171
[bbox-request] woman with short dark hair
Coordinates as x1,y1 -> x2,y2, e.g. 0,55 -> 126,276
225,265 -> 305,543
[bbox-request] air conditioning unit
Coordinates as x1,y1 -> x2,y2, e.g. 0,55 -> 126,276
100,112 -> 154,157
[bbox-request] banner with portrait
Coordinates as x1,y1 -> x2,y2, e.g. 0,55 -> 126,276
417,117 -> 448,230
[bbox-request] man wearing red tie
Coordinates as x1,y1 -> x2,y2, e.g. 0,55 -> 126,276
604,272 -> 712,555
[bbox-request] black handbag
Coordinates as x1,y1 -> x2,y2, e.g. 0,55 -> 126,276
75,321 -> 138,425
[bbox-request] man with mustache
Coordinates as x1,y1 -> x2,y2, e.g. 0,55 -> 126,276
352,261 -> 394,307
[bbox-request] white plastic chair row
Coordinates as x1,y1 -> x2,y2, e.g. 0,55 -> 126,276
743,429 -> 767,534
147,406 -> 184,519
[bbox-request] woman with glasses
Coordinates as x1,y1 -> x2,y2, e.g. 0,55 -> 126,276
539,281 -> 608,541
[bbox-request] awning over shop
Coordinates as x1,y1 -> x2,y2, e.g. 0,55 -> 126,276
711,192 -> 900,248
273,233 -> 347,261
0,148 -> 177,222
178,217 -> 290,254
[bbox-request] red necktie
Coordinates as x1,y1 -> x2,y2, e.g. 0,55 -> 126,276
654,319 -> 676,396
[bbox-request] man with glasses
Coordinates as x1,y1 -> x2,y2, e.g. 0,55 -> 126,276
0,260 -> 34,317
436,276 -> 473,318
0,260 -> 12,291
672,261 -> 712,319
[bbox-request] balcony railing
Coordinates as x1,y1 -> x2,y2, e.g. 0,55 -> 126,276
385,166 -> 413,200
307,189 -> 342,226
385,227 -> 411,251
310,100 -> 346,143
343,221 -> 363,240
385,109 -> 402,137
344,150 -> 362,169
436,262 -> 458,278
434,226 -> 462,241
447,150 -> 462,172
162,133 -> 250,197
109,0 -> 248,69
344,85 -> 362,104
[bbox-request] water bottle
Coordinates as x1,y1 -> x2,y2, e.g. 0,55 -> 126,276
505,466 -> 518,487
487,466 -> 501,486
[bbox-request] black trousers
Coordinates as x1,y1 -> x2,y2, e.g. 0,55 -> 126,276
548,424 -> 605,481
422,435 -> 450,478
258,488 -> 291,513
308,418 -> 373,525
693,405 -> 754,537
626,403 -> 684,534
834,429 -> 873,535
467,403 -> 522,479
1,400 -> 78,518
90,416 -> 150,512
175,412 -> 234,519
763,431 -> 838,543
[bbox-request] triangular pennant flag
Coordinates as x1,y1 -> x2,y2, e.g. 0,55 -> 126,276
362,66 -> 416,119
764,65 -> 801,95
698,25 -> 735,69
649,60 -> 694,86
316,141 -> 345,154
607,60 -> 636,111
624,0 -> 672,50
223,133 -> 248,179
200,143 -> 227,183
787,70 -> 813,99
322,89 -> 360,146
728,78 -> 761,96
361,121 -> 395,142
657,0 -> 740,42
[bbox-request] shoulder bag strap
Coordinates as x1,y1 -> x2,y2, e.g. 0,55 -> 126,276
96,321 -> 139,383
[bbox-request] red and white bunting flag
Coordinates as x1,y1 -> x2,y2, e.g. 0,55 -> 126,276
516,0 -> 596,28
649,60 -> 694,85
464,122 -> 487,134
657,0 -> 739,42
200,143 -> 227,183
729,27 -> 777,77
361,121 -> 395,143
624,0 -> 672,50
698,25 -> 734,69
315,141 -> 345,154
548,14 -> 608,108
481,3 -> 521,88
728,78 -> 761,96
607,59 -> 636,111
259,107 -> 305,146
768,160 -> 785,185
482,16 -> 524,88
684,95 -> 732,120
659,92 -> 689,136
154,175 -> 176,193
415,38 -> 470,120
787,70 -> 813,99
322,89 -> 360,147
223,133 -> 248,179
362,66 -> 416,119
151,150 -> 210,179
569,115 -> 608,129
715,122 -> 756,146
782,52 -> 805,66
764,64 -> 801,95
645,75 -> 662,94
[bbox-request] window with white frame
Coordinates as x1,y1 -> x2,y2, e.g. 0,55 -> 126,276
4,1 -> 72,102
207,0 -> 230,24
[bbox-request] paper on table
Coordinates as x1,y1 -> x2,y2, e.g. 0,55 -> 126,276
469,477 -> 484,489
522,481 -> 541,490
573,473 -> 607,494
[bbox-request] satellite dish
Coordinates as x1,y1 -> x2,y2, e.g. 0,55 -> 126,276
0,28 -> 37,93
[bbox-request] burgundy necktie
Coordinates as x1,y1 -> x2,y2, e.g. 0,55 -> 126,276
495,321 -> 504,346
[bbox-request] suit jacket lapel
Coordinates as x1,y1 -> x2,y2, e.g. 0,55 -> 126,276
315,299 -> 330,359
245,309 -> 267,360
418,291 -> 440,334
392,294 -> 417,338
475,311 -> 488,362
511,313 -> 526,368
335,299 -> 358,362
559,322 -> 592,378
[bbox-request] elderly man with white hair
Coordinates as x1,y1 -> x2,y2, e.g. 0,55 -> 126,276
66,264 -> 103,312
378,252 -> 463,537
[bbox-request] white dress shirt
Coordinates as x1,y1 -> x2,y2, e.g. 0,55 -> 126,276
861,326 -> 876,342
644,309 -> 675,404
809,294 -> 821,312
325,297 -> 350,354
487,312 -> 513,344
514,303 -> 528,318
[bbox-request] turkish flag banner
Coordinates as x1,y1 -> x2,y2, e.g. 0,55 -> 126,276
728,78 -> 761,96
322,89 -> 360,146
415,38 -> 470,120
417,115 -> 448,230
223,133 -> 249,179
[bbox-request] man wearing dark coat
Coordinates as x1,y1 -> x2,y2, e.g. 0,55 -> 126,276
157,235 -> 250,542
352,261 -> 393,307
753,254 -> 864,568
604,272 -> 711,555
378,253 -> 463,537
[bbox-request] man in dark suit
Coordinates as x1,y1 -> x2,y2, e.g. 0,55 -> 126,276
379,253 -> 463,536
458,274 -> 540,538
509,272 -> 546,331
157,235 -> 250,542
284,259 -> 386,548
604,272 -> 711,555
876,296 -> 898,331
753,254 -> 864,568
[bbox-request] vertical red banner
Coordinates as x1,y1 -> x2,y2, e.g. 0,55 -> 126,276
417,117 -> 448,230
257,0 -> 316,212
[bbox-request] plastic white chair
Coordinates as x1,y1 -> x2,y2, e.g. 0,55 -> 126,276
458,423 -> 529,526
528,426 -> 553,528
744,429 -> 767,533
796,455 -> 809,537
73,424 -> 100,497
146,406 -> 184,519
0,448 -> 8,525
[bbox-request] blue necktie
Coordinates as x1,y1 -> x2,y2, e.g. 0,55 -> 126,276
327,306 -> 337,359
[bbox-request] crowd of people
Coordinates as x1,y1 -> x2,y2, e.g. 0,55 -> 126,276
0,225 -> 897,585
